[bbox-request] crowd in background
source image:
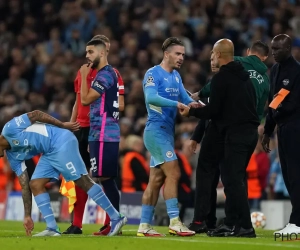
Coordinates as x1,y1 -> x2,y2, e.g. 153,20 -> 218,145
0,0 -> 297,209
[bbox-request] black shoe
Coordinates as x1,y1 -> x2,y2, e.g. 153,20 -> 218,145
62,225 -> 82,234
236,227 -> 256,238
206,222 -> 217,231
207,224 -> 236,237
188,221 -> 208,233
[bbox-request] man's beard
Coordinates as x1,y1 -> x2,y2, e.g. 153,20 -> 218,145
91,57 -> 100,69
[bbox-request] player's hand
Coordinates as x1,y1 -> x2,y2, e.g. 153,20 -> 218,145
80,63 -> 92,78
177,102 -> 188,110
178,103 -> 190,117
23,216 -> 34,236
63,121 -> 81,132
188,140 -> 198,154
191,92 -> 200,101
188,102 -> 204,108
261,134 -> 271,153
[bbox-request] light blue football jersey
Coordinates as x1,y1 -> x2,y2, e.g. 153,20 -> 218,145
143,65 -> 193,133
2,114 -> 74,176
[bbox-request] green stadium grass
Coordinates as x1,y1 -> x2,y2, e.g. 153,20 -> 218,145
0,221 -> 299,250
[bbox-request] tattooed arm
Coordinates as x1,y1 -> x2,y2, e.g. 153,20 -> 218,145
5,153 -> 34,235
27,110 -> 64,128
19,168 -> 35,236
18,169 -> 32,217
26,110 -> 80,131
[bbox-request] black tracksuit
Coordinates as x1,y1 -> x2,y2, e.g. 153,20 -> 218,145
190,119 -> 220,227
264,56 -> 300,227
189,61 -> 259,228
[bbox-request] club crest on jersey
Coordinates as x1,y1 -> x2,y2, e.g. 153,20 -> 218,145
175,77 -> 179,83
12,140 -> 19,145
166,151 -> 173,158
282,79 -> 289,86
145,75 -> 155,87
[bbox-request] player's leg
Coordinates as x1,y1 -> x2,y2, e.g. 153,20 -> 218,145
29,157 -> 61,236
157,130 -> 195,236
93,177 -> 119,235
54,136 -> 126,236
63,127 -> 90,234
73,175 -> 126,236
137,162 -> 165,236
138,129 -> 194,236
89,141 -> 120,235
160,158 -> 195,236
137,129 -> 167,236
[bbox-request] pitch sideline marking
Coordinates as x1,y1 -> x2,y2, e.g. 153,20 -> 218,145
132,236 -> 300,248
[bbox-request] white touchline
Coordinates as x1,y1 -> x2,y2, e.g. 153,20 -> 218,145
132,236 -> 300,248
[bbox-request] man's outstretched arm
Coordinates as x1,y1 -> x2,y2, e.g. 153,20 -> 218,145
27,110 -> 80,131
18,169 -> 32,217
27,110 -> 65,128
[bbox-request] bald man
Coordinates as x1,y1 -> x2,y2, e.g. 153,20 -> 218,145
188,40 -> 270,234
180,39 -> 259,237
262,34 -> 300,235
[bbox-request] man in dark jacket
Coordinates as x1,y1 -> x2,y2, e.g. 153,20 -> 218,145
262,34 -> 300,235
180,39 -> 259,237
193,41 -> 269,120
189,41 -> 270,233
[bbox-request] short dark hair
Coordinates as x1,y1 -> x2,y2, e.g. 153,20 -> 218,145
250,41 -> 269,57
86,39 -> 106,47
162,37 -> 184,52
92,35 -> 110,43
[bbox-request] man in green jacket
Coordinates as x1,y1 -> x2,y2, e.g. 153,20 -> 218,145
188,41 -> 270,233
192,41 -> 270,121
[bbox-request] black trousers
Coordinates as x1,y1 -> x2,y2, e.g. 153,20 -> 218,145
208,165 -> 250,227
221,125 -> 257,228
74,127 -> 90,170
193,122 -> 257,229
277,120 -> 300,226
193,122 -> 224,224
207,167 -> 221,226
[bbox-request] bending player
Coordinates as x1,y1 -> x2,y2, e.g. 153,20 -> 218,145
0,110 -> 127,236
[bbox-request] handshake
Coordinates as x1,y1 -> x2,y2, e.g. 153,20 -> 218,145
178,102 -> 204,117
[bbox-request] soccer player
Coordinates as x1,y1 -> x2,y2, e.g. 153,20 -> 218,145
63,35 -> 124,235
0,110 -> 127,236
137,37 -> 197,237
95,35 -> 125,112
80,38 -> 122,235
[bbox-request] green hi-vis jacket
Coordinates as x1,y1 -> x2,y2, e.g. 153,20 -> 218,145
200,55 -> 270,122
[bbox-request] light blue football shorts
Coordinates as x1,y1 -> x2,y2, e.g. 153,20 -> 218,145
31,130 -> 88,182
143,128 -> 177,168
